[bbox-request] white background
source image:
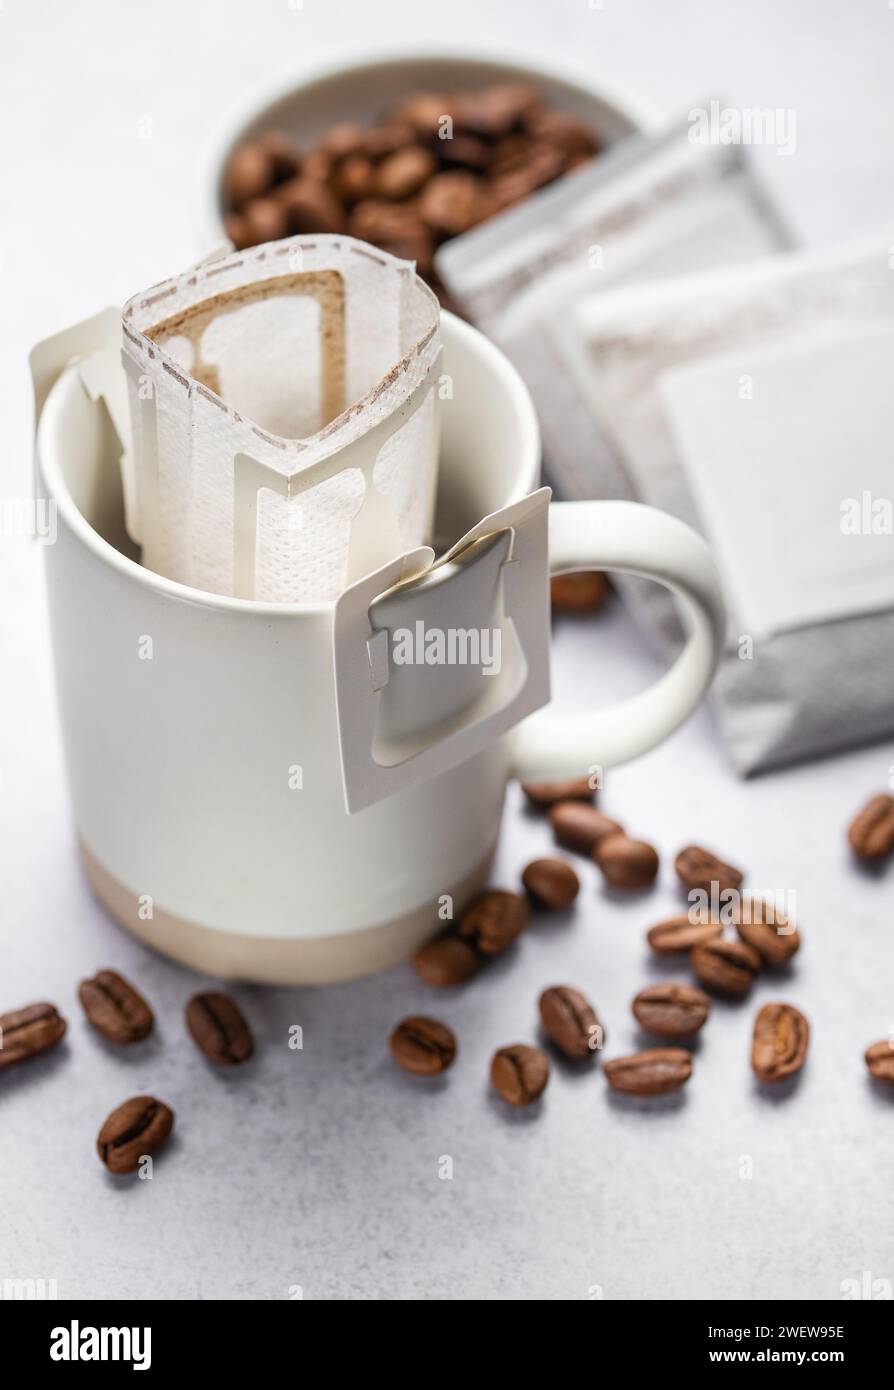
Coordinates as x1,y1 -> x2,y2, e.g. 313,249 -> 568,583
2,0 -> 894,1300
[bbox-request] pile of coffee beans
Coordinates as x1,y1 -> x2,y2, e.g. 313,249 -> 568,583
222,82 -> 601,298
0,977 -> 255,1174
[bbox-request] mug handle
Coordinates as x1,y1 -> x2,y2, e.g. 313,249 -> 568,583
510,499 -> 726,780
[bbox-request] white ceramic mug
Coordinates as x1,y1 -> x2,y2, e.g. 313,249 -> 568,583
34,309 -> 724,984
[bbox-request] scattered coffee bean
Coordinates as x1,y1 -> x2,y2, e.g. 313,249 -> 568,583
550,571 -> 611,614
96,1095 -> 174,1175
521,777 -> 594,808
0,1002 -> 66,1069
632,983 -> 711,1038
522,858 -> 579,910
549,802 -> 622,854
848,793 -> 894,861
675,844 -> 743,896
604,1048 -> 692,1096
692,937 -> 761,996
413,936 -> 479,987
647,915 -> 724,954
751,1003 -> 809,1083
865,1039 -> 894,1083
185,992 -> 254,1066
78,970 -> 154,1045
490,1043 -> 550,1106
594,832 -> 659,890
539,985 -> 602,1059
458,889 -> 528,956
390,1016 -> 456,1075
732,899 -> 801,966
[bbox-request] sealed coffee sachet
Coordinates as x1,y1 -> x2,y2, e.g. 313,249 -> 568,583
121,236 -> 442,602
436,102 -> 791,502
561,235 -> 894,773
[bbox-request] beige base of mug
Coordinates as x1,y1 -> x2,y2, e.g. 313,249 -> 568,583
79,837 -> 496,986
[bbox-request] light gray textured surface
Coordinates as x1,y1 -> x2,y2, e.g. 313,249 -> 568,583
2,0 -> 893,1302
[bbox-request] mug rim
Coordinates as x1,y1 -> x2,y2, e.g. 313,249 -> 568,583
37,309 -> 541,617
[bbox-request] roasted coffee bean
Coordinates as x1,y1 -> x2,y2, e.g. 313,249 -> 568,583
521,777 -> 594,808
751,1003 -> 809,1083
389,1016 -> 456,1075
439,134 -> 492,171
419,171 -> 488,238
256,129 -> 301,183
632,983 -> 711,1038
185,992 -> 254,1066
489,144 -> 566,210
865,1039 -> 894,1083
0,1002 -> 66,1069
522,858 -> 580,911
523,107 -> 599,158
321,122 -> 370,160
732,899 -> 801,966
224,212 -> 252,251
302,148 -> 333,183
376,146 -> 437,200
595,832 -> 659,890
848,793 -> 894,860
549,802 -> 622,855
241,195 -> 289,245
490,1043 -> 550,1106
97,1096 -> 174,1174
539,985 -> 601,1060
78,970 -> 153,1044
347,199 -> 434,275
647,915 -> 724,954
413,936 -> 479,987
329,152 -> 377,205
387,92 -> 455,140
550,570 -> 611,614
224,142 -> 275,209
692,938 -> 761,996
277,176 -> 345,234
489,133 -> 537,177
458,889 -> 528,956
455,83 -> 540,139
362,123 -> 416,159
675,844 -> 743,896
604,1048 -> 692,1096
